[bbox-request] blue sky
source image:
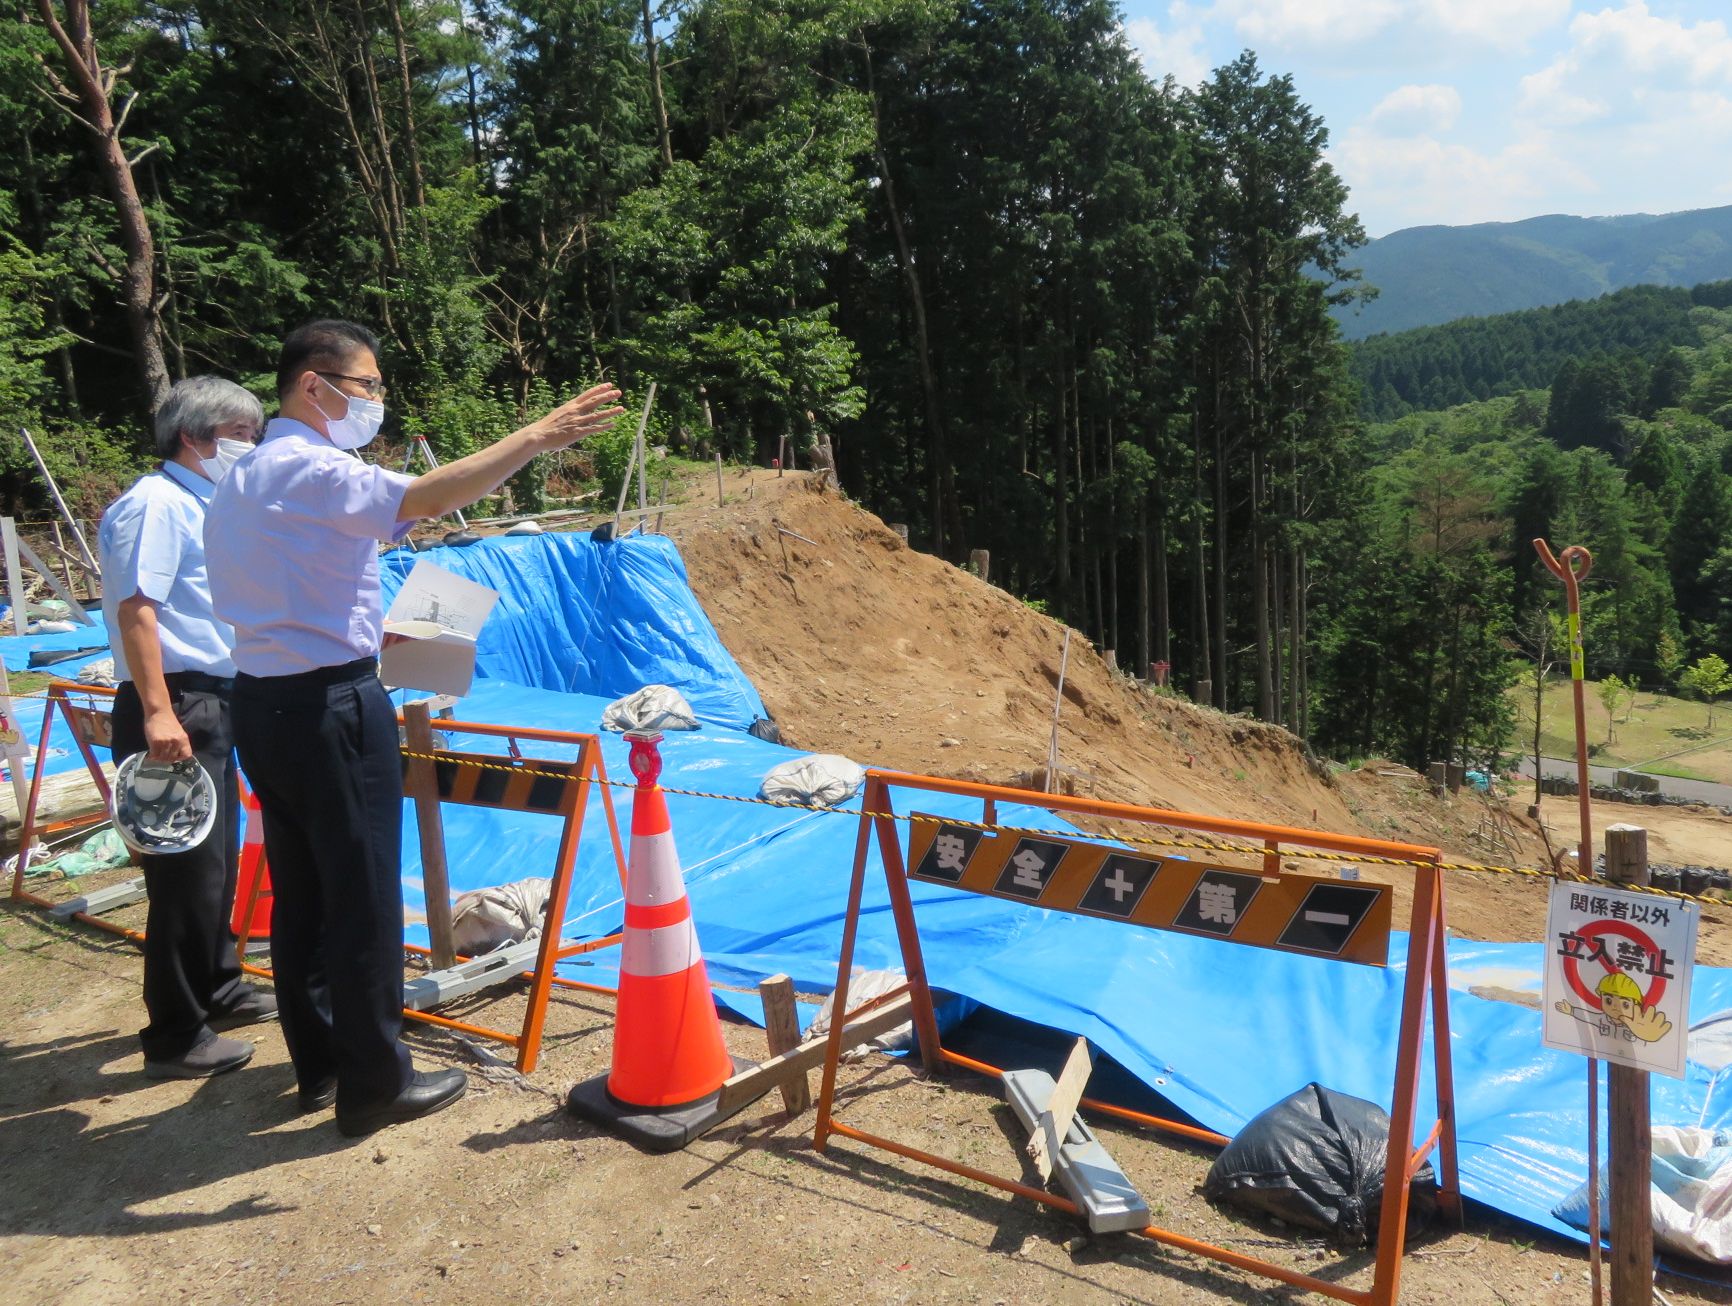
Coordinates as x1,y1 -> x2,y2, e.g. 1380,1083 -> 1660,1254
1118,0 -> 1732,237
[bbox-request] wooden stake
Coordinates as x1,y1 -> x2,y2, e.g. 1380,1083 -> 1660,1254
758,974 -> 811,1116
715,453 -> 724,507
403,701 -> 457,969
1046,629 -> 1072,794
51,522 -> 76,597
1,518 -> 27,637
1027,1036 -> 1092,1181
716,993 -> 913,1116
16,536 -> 93,624
1605,824 -> 1654,1306
18,428 -> 96,570
969,548 -> 990,584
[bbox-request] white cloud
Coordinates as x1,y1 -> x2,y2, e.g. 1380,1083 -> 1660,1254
1211,0 -> 1401,48
1124,7 -> 1211,88
1565,1 -> 1732,84
1367,84 -> 1463,135
1331,125 -> 1591,231
1207,0 -> 1568,51
1417,0 -> 1572,48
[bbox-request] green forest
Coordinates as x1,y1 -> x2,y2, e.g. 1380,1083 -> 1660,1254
6,0 -> 1726,775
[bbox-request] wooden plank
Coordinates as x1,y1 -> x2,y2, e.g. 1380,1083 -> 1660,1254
1604,824 -> 1654,1306
1,518 -> 27,637
404,701 -> 457,969
15,536 -> 93,624
716,992 -> 913,1116
759,973 -> 811,1116
1027,1036 -> 1092,1181
18,428 -> 97,569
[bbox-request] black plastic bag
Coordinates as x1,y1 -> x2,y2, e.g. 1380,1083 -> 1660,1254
748,716 -> 783,745
1202,1083 -> 1435,1246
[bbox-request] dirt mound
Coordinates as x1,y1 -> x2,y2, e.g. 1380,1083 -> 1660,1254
671,474 -> 1356,832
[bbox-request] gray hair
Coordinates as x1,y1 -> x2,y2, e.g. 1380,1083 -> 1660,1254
153,376 -> 265,458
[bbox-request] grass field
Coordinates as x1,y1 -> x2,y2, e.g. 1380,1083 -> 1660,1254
1518,675 -> 1732,783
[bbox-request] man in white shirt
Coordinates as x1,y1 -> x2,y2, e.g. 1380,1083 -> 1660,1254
206,320 -> 621,1136
100,375 -> 278,1079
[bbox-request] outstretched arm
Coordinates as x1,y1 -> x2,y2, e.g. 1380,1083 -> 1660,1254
399,383 -> 624,522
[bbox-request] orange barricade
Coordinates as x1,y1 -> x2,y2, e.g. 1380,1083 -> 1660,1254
813,771 -> 1461,1306
386,716 -> 627,1072
10,682 -> 629,1075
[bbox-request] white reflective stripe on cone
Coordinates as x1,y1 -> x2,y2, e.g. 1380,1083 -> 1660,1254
621,914 -> 703,979
624,830 -> 685,907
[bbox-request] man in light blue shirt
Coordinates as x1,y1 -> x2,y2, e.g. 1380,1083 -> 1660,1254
207,319 -> 620,1136
99,375 -> 278,1079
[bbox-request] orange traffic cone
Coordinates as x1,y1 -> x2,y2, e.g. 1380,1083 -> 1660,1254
566,731 -> 768,1150
230,783 -> 272,943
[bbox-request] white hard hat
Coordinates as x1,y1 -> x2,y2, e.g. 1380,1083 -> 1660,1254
111,753 -> 218,856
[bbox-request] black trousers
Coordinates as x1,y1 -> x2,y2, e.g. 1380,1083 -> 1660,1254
110,676 -> 246,1061
231,659 -> 411,1109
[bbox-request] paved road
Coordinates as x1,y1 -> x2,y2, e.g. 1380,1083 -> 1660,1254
1514,755 -> 1732,808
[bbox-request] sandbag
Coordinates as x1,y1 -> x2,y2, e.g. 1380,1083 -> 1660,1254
76,657 -> 117,687
600,684 -> 699,733
1203,1082 -> 1435,1245
1554,1126 -> 1732,1263
760,753 -> 864,807
450,878 -> 553,955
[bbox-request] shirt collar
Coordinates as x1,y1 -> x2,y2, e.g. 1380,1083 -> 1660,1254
264,416 -> 329,446
161,459 -> 215,502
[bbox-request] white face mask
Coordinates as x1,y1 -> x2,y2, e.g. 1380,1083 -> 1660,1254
198,437 -> 252,483
314,374 -> 386,450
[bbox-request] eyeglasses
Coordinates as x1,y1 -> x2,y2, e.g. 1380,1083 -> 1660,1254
315,371 -> 387,399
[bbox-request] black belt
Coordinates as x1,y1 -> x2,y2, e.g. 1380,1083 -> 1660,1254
161,670 -> 235,693
235,656 -> 378,689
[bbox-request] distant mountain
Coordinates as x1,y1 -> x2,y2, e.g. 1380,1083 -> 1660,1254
1333,206 -> 1732,341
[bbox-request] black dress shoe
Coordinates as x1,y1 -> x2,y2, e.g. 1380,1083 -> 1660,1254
335,1068 -> 467,1137
297,1077 -> 338,1113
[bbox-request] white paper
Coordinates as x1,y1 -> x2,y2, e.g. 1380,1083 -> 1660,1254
1543,879 -> 1698,1079
381,561 -> 498,697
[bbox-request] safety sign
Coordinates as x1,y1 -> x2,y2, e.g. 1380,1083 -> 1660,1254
907,815 -> 1393,966
1543,880 -> 1698,1079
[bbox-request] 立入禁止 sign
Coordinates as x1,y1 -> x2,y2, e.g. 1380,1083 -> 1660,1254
1543,880 -> 1698,1079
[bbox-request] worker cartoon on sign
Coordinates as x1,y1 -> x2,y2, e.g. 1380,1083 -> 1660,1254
1554,970 -> 1673,1043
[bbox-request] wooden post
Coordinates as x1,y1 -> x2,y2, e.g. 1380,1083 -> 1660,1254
16,537 -> 93,624
777,433 -> 786,476
715,453 -> 724,507
1,518 -> 26,637
18,427 -> 97,570
51,522 -> 76,597
403,701 -> 457,969
890,523 -> 909,543
1195,677 -> 1211,705
1427,762 -> 1449,796
968,548 -> 990,584
1604,823 -> 1653,1306
758,973 -> 810,1116
1046,630 -> 1072,795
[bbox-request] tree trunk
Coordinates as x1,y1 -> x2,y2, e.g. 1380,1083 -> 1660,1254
1252,447 -> 1273,720
861,44 -> 950,558
1212,413 -> 1229,710
1137,497 -> 1150,678
35,0 -> 169,413
1154,498 -> 1171,667
387,0 -> 429,214
644,0 -> 675,169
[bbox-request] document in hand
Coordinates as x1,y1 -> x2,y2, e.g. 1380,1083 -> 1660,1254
380,559 -> 499,697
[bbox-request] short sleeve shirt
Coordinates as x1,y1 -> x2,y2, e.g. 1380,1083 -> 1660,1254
99,461 -> 236,680
205,418 -> 415,677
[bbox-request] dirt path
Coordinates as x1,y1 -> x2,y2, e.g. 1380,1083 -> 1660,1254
4,906 -> 1729,1306
6,469 -> 1732,1303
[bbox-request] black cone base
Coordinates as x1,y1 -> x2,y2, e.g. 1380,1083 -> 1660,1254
565,1056 -> 764,1153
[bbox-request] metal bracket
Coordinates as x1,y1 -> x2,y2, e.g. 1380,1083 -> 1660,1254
48,876 -> 148,919
402,939 -> 543,1011
1003,1066 -> 1152,1234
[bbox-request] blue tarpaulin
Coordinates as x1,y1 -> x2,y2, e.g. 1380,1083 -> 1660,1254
392,677 -> 1732,1251
379,533 -> 766,729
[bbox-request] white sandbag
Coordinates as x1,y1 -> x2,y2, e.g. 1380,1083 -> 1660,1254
451,878 -> 553,955
805,969 -> 914,1058
760,753 -> 865,807
76,657 -> 117,687
601,684 -> 699,732
1554,1125 -> 1732,1263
